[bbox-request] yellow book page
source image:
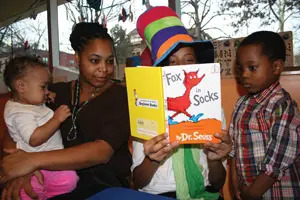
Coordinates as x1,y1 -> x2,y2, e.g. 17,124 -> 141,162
125,67 -> 166,140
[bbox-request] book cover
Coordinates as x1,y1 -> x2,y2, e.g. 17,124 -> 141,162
125,63 -> 221,144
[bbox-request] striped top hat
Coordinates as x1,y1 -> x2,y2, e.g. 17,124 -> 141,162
137,6 -> 214,66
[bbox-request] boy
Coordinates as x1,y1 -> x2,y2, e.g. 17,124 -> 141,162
230,31 -> 300,200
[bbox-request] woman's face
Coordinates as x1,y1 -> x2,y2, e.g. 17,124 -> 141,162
75,38 -> 114,88
169,46 -> 197,66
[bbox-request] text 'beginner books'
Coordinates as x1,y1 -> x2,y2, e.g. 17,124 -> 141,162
125,63 -> 221,144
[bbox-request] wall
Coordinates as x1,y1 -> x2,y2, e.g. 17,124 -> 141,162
221,73 -> 300,200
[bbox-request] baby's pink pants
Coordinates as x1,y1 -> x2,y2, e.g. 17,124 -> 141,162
20,170 -> 79,200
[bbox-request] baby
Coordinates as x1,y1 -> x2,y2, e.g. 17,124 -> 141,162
3,56 -> 79,200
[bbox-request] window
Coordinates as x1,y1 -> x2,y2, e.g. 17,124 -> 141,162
43,57 -> 48,63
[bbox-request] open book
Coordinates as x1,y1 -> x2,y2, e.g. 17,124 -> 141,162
125,63 -> 221,144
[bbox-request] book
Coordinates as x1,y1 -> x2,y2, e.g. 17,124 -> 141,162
125,63 -> 222,144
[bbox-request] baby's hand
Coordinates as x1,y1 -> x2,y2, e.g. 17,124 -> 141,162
53,105 -> 71,123
47,91 -> 56,103
144,133 -> 179,163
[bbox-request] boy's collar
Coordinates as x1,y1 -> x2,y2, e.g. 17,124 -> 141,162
251,81 -> 280,104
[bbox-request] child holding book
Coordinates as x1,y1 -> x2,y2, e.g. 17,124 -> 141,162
3,56 -> 79,199
131,6 -> 232,200
229,31 -> 300,200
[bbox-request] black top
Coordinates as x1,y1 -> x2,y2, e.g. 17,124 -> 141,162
48,81 -> 132,198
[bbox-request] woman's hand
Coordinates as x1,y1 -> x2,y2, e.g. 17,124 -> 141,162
0,149 -> 37,184
144,133 -> 179,163
1,171 -> 43,200
204,130 -> 232,161
133,133 -> 179,188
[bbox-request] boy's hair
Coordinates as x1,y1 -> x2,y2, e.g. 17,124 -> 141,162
239,31 -> 286,62
69,22 -> 113,52
4,56 -> 48,91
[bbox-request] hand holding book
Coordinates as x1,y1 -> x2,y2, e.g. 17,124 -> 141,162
204,130 -> 232,161
144,133 -> 180,163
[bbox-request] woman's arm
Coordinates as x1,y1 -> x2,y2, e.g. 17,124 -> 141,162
204,130 -> 232,190
133,156 -> 161,189
207,159 -> 226,191
1,126 -> 41,200
132,133 -> 179,189
0,139 -> 113,183
36,140 -> 113,170
2,128 -> 16,156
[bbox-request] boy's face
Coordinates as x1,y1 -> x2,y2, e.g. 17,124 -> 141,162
236,44 -> 280,94
21,67 -> 51,105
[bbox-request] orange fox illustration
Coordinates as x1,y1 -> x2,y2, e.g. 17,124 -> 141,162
167,70 -> 205,124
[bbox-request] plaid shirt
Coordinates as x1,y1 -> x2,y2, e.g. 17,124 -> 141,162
229,81 -> 300,199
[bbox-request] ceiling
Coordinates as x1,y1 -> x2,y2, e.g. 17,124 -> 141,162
0,0 -> 69,28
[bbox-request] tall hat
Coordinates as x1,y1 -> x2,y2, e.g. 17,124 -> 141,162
137,6 -> 214,66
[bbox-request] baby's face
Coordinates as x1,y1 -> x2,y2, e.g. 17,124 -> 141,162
21,66 -> 51,105
236,44 -> 278,94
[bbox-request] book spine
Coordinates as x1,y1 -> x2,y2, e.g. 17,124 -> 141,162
161,68 -> 170,137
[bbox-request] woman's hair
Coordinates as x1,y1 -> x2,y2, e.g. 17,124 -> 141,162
238,31 -> 286,62
4,56 -> 47,91
69,22 -> 113,52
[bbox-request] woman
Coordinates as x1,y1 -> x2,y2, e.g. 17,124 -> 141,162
131,6 -> 232,200
0,22 -> 131,199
